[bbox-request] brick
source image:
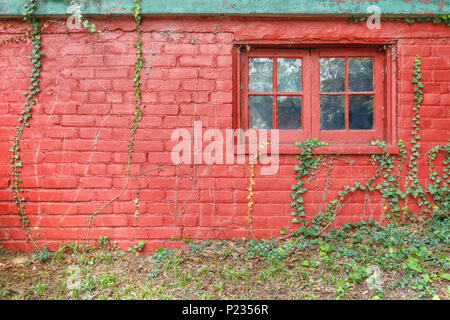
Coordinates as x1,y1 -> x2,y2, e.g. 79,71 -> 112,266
62,115 -> 96,127
44,128 -> 78,138
105,54 -> 136,66
96,115 -> 130,128
133,141 -> 164,152
81,177 -> 112,188
79,79 -> 112,91
200,68 -> 232,80
95,68 -> 129,79
79,152 -> 112,164
181,79 -> 215,91
211,92 -> 233,103
144,105 -> 179,115
151,55 -> 177,67
433,70 -> 450,82
164,43 -> 198,55
139,190 -> 166,201
216,80 -> 232,91
158,91 -> 176,104
440,94 -> 450,106
93,216 -> 128,227
61,67 -> 94,79
401,45 -> 431,57
45,229 -> 80,240
175,92 -> 192,103
215,33 -> 234,43
179,55 -> 213,67
199,44 -> 230,55
42,203 -> 77,215
43,177 -> 78,189
147,80 -> 180,91
65,140 -> 97,151
78,203 -> 112,214
78,103 -> 111,114
147,227 -> 181,239
168,68 -> 199,80
113,152 -> 147,163
217,55 -> 232,67
112,79 -> 134,91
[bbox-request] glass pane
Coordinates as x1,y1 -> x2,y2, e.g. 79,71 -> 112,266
277,58 -> 301,92
277,96 -> 301,130
349,58 -> 373,92
249,58 -> 273,92
320,95 -> 345,130
249,96 -> 273,129
320,58 -> 345,92
349,95 -> 373,130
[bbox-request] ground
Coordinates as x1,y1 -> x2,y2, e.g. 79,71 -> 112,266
0,216 -> 449,300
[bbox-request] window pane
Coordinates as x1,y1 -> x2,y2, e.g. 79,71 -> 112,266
320,95 -> 345,130
277,58 -> 301,92
349,95 -> 373,130
320,58 -> 345,92
277,96 -> 301,130
249,58 -> 273,92
249,96 -> 273,129
349,58 -> 373,92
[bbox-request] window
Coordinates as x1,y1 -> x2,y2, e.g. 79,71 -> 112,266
236,46 -> 392,150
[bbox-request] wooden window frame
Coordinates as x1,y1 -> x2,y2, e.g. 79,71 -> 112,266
239,49 -> 311,143
313,48 -> 384,144
234,43 -> 398,154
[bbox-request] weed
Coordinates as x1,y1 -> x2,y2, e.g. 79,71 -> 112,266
128,241 -> 145,256
32,246 -> 52,263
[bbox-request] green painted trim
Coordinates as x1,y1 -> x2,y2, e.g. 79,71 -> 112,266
0,0 -> 448,17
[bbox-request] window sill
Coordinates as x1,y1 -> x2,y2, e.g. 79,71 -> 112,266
235,144 -> 400,155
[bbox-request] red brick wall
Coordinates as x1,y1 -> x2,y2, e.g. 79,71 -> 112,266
0,17 -> 448,253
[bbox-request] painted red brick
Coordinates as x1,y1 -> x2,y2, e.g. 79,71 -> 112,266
0,16 -> 448,254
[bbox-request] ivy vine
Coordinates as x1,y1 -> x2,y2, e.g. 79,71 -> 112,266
88,0 -> 145,229
427,143 -> 450,216
290,138 -> 328,225
127,0 -> 145,176
347,14 -> 450,26
8,0 -> 42,249
291,56 -> 450,237
405,56 -> 427,210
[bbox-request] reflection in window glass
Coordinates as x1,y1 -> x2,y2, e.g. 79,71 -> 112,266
320,58 -> 345,92
249,96 -> 273,129
249,58 -> 273,92
349,95 -> 373,129
277,58 -> 301,92
277,96 -> 301,130
320,95 -> 345,130
349,58 -> 373,92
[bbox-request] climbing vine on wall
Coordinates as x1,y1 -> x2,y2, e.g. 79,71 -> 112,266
3,0 -> 146,243
405,56 -> 427,208
290,138 -> 328,225
88,0 -> 145,230
427,144 -> 450,215
246,142 -> 271,234
127,0 -> 145,176
291,56 -> 450,237
8,0 -> 42,249
347,14 -> 450,26
5,1 -> 107,247
2,1 -> 448,247
0,20 -> 49,47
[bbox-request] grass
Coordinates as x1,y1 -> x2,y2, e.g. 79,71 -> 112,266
0,214 -> 448,300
